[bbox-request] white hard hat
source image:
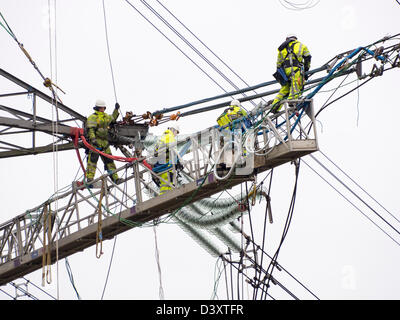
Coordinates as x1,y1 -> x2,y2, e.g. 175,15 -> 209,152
286,33 -> 297,40
230,99 -> 241,107
169,122 -> 180,133
95,99 -> 107,108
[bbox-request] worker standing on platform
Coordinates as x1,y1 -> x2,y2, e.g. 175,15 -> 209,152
270,34 -> 311,113
154,123 -> 180,195
85,99 -> 122,185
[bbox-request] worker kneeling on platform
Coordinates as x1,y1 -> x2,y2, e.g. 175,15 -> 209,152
217,99 -> 248,130
216,100 -> 250,173
153,123 -> 180,195
85,99 -> 123,186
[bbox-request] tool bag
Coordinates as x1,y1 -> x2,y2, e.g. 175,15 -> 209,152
273,67 -> 289,85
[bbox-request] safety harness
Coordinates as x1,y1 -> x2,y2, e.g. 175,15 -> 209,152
273,40 -> 304,85
282,41 -> 303,69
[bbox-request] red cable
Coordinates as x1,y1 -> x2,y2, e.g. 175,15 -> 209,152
70,127 -> 152,170
70,127 -> 86,175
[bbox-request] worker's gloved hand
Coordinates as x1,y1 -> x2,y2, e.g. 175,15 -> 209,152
115,103 -> 120,110
304,74 -> 309,81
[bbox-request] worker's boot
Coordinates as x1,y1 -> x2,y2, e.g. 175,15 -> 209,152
270,105 -> 280,114
113,178 -> 124,185
85,178 -> 94,188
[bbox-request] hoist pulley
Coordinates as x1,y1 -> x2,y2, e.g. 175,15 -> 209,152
43,77 -> 66,94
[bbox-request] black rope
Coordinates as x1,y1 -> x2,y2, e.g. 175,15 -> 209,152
253,169 -> 274,299
222,257 -> 230,299
315,76 -> 374,119
262,160 -> 301,299
245,232 -> 320,300
243,181 -> 258,299
229,249 -> 234,299
221,255 -> 276,300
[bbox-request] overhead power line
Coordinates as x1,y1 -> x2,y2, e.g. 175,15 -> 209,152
140,0 -> 254,107
124,0 -> 231,97
153,0 -> 266,104
319,151 -> 400,225
125,0 -> 262,111
303,157 -> 400,247
310,153 -> 400,238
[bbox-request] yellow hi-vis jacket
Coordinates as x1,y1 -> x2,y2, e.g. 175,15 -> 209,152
155,129 -> 176,163
277,40 -> 311,77
86,108 -> 119,141
217,105 -> 247,128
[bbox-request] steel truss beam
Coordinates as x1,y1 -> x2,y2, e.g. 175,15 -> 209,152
0,68 -> 85,158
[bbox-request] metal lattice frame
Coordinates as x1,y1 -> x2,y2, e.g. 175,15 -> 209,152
0,68 -> 85,158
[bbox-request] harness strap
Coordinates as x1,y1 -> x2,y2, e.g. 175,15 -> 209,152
284,42 -> 303,68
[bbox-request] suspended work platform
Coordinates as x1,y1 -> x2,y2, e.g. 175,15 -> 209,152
0,99 -> 318,285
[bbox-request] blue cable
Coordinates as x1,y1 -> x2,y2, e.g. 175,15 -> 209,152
289,46 -> 385,134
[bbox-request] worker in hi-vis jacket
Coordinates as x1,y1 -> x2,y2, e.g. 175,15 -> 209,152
85,99 -> 122,185
154,123 -> 180,195
217,99 -> 248,130
271,34 -> 311,113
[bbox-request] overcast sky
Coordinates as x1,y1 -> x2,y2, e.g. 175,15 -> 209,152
0,0 -> 399,300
